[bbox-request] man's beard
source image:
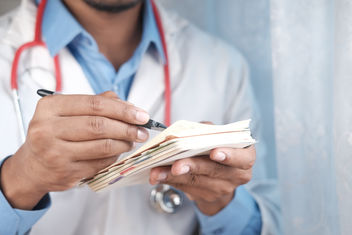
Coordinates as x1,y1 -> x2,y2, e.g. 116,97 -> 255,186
83,0 -> 144,13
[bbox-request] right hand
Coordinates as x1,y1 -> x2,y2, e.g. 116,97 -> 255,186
0,91 -> 150,210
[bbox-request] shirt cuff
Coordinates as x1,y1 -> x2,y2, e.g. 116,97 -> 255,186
0,157 -> 51,235
193,185 -> 261,235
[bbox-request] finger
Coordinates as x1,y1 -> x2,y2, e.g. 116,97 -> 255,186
171,157 -> 253,186
184,193 -> 194,201
98,91 -> 119,99
200,121 -> 213,125
165,173 -> 234,194
170,156 -> 235,181
167,183 -> 228,203
55,116 -> 149,143
58,139 -> 134,161
37,94 -> 149,125
150,167 -> 234,193
98,91 -> 137,107
149,166 -> 171,185
209,146 -> 256,170
74,155 -> 118,179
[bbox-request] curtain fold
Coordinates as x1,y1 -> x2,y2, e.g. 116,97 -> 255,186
271,0 -> 341,234
333,1 -> 352,234
159,0 -> 352,234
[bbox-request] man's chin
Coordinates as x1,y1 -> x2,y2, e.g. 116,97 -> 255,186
83,0 -> 144,13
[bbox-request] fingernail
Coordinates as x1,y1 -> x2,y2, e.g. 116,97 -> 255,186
214,152 -> 226,161
137,129 -> 148,141
157,172 -> 168,181
136,110 -> 150,123
179,165 -> 190,175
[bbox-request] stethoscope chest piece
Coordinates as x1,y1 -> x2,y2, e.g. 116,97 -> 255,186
150,184 -> 183,214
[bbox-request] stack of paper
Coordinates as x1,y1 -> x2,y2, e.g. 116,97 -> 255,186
83,119 -> 255,192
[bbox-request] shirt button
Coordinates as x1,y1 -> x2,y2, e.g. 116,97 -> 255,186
212,227 -> 224,234
113,85 -> 119,92
86,39 -> 93,46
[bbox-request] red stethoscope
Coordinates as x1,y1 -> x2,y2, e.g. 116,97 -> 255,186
11,0 -> 171,143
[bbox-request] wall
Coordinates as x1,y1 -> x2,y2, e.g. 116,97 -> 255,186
0,0 -> 20,15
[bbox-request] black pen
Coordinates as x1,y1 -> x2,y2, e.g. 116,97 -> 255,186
37,89 -> 167,131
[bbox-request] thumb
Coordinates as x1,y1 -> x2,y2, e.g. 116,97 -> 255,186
98,91 -> 119,99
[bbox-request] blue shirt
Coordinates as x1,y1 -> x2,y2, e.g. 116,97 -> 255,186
0,0 -> 261,234
42,0 -> 165,100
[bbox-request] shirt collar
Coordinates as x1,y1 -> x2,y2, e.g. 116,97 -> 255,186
39,0 -> 165,64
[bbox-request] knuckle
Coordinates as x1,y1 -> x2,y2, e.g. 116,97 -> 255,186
243,158 -> 256,170
213,163 -> 225,177
192,161 -> 203,175
36,98 -> 46,109
242,152 -> 256,170
28,122 -> 46,142
190,174 -> 199,186
102,139 -> 114,155
89,116 -> 106,135
239,171 -> 252,184
89,96 -> 104,113
125,125 -> 138,140
28,123 -> 51,154
121,104 -> 132,120
219,185 -> 235,195
37,96 -> 51,108
105,91 -> 117,98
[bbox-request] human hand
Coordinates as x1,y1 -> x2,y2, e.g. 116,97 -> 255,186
0,91 -> 149,210
149,146 -> 256,215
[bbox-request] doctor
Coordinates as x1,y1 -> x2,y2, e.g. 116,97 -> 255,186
0,0 -> 280,234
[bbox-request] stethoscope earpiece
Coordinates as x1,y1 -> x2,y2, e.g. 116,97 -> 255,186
150,184 -> 183,214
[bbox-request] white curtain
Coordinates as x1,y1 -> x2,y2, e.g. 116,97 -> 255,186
159,0 -> 352,234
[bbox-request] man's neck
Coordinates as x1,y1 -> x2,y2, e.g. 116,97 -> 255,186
63,0 -> 143,70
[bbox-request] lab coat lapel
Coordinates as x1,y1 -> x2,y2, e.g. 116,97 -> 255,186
128,52 -> 165,118
128,2 -> 184,120
1,0 -> 36,48
59,49 -> 95,95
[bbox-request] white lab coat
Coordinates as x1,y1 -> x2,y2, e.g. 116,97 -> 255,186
0,0 -> 281,234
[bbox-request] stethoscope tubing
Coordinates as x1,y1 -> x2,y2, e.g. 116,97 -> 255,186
12,89 -> 26,143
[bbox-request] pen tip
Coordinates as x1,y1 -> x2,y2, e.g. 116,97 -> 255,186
37,89 -> 54,97
159,123 -> 168,129
37,89 -> 45,97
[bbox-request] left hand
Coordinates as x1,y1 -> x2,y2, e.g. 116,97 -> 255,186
149,145 -> 256,215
